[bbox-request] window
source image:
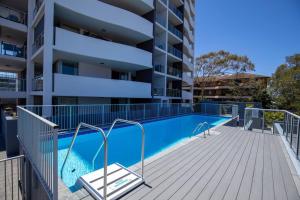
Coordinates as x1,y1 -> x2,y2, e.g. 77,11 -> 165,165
61,61 -> 78,75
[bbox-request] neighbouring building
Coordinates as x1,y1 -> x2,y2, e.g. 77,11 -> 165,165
0,0 -> 195,115
193,73 -> 270,102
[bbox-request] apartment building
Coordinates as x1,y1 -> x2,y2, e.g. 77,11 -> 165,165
193,73 -> 269,102
0,0 -> 195,112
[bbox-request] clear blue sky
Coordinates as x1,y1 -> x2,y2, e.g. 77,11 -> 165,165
195,0 -> 300,76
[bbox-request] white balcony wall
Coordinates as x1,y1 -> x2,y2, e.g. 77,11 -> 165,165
184,20 -> 194,43
53,73 -> 152,98
183,36 -> 194,57
182,90 -> 193,100
55,0 -> 153,40
183,54 -> 193,72
54,28 -> 153,70
182,73 -> 193,85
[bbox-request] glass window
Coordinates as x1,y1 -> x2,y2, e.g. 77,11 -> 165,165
62,61 -> 78,75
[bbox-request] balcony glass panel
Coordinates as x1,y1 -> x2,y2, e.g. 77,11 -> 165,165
0,41 -> 26,58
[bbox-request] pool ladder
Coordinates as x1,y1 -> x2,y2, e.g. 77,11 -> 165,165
192,122 -> 210,138
60,119 -> 145,200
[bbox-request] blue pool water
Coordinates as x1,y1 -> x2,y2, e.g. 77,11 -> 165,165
58,114 -> 229,190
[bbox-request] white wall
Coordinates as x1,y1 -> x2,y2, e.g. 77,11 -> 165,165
78,62 -> 111,79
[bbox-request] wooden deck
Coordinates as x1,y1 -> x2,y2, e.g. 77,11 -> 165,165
69,125 -> 300,200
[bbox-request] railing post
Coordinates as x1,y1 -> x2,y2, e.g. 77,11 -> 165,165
143,104 -> 146,120
262,111 -> 265,134
290,116 -> 293,147
102,105 -> 104,126
69,106 -> 72,130
125,104 -> 128,120
296,118 -> 300,158
52,128 -> 58,200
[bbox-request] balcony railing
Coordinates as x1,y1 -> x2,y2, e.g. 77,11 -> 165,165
0,3 -> 27,25
0,76 -> 26,91
152,88 -> 164,96
156,14 -> 166,27
168,23 -> 183,39
33,0 -> 43,18
155,40 -> 165,51
0,41 -> 26,58
167,67 -> 182,78
154,64 -> 164,73
160,0 -> 167,6
32,32 -> 44,54
168,45 -> 182,59
169,1 -> 183,20
167,88 -> 181,97
32,75 -> 43,91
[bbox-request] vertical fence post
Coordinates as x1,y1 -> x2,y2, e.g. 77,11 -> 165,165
143,104 -> 146,120
244,109 -> 247,130
69,106 -> 72,130
290,115 -> 293,147
285,113 -> 288,138
296,118 -> 300,158
262,110 -> 265,134
125,104 -> 128,120
52,128 -> 58,200
102,105 -> 104,126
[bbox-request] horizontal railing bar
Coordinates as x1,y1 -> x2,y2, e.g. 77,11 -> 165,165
0,155 -> 24,163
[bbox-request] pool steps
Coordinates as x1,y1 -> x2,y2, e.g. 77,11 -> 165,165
79,163 -> 144,200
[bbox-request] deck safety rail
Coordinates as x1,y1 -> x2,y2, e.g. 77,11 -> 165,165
60,122 -> 107,199
17,106 -> 59,200
92,119 -> 145,180
244,108 -> 300,159
0,155 -> 25,200
22,103 -> 238,132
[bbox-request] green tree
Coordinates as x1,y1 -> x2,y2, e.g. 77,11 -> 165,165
195,50 -> 255,100
269,54 -> 300,113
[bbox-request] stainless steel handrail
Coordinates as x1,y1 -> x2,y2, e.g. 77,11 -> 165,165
92,119 -> 145,180
192,122 -> 210,138
60,122 -> 108,199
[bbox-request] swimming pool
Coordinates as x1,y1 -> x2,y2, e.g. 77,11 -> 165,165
58,114 -> 229,190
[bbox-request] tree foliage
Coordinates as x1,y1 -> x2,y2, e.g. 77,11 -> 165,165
195,50 -> 255,100
269,54 -> 300,113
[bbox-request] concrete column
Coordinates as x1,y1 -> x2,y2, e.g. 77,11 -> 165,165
26,0 -> 35,105
42,0 -> 54,116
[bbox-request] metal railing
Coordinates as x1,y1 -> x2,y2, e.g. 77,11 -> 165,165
168,23 -> 183,38
92,119 -> 145,180
0,3 -> 27,24
154,64 -> 164,73
192,122 -> 210,138
155,39 -> 165,50
33,0 -> 43,18
0,155 -> 25,200
152,88 -> 164,96
17,106 -> 58,200
167,67 -> 182,78
160,0 -> 167,6
168,45 -> 183,59
1,41 -> 26,58
0,76 -> 26,92
244,108 -> 300,159
168,1 -> 183,20
32,75 -> 43,91
166,88 -> 181,97
32,32 -> 44,54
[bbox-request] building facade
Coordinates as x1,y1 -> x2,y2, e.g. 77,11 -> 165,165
0,0 -> 195,112
193,73 -> 270,102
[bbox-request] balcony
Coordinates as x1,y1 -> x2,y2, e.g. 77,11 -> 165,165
168,45 -> 183,59
182,90 -> 193,99
184,20 -> 194,42
32,32 -> 44,54
154,64 -> 165,73
167,88 -> 181,97
182,72 -> 193,85
0,3 -> 27,25
32,76 -> 43,91
156,14 -> 166,27
33,0 -> 43,19
155,39 -> 166,51
152,88 -> 164,96
167,67 -> 182,78
168,23 -> 183,39
183,53 -> 193,71
54,28 -> 152,70
168,1 -> 183,20
0,76 -> 26,92
55,0 -> 153,43
183,36 -> 193,57
53,73 -> 152,98
0,41 -> 26,58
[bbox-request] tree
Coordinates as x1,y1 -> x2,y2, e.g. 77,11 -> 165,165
269,54 -> 300,113
195,50 -> 255,100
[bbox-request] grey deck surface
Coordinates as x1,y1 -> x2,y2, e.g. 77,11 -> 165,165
67,126 -> 300,200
